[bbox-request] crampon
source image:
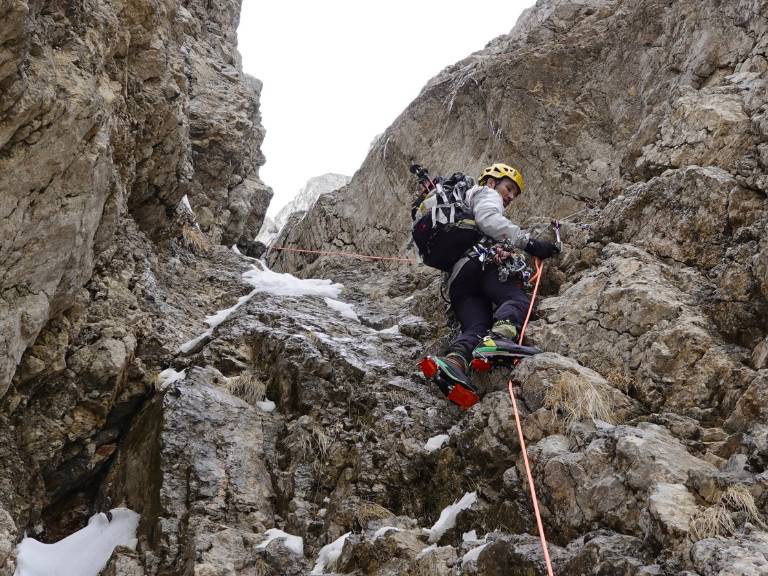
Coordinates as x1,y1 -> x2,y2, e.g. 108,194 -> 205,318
419,356 -> 480,410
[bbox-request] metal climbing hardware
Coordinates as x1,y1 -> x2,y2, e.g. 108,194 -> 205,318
551,219 -> 563,252
469,239 -> 532,286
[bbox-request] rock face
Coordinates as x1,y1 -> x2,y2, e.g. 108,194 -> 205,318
0,0 -> 271,569
257,0 -> 765,573
2,0 -> 768,575
0,0 -> 270,400
257,173 -> 351,245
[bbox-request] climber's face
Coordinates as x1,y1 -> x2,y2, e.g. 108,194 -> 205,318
490,177 -> 521,207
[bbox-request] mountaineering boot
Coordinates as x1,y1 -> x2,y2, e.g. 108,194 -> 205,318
490,319 -> 518,341
471,329 -> 542,370
419,353 -> 480,410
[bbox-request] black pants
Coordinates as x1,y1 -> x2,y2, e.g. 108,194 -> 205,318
447,258 -> 530,362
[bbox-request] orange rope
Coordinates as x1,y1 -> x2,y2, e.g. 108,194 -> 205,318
518,258 -> 543,345
510,257 -> 555,576
507,381 -> 555,576
269,246 -> 419,263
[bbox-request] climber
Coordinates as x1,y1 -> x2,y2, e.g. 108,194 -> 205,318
415,163 -> 560,408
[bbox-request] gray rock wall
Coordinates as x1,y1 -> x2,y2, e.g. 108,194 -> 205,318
0,0 -> 272,561
0,0 -> 270,399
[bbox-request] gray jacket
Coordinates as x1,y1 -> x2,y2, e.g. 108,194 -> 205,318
446,185 -> 530,287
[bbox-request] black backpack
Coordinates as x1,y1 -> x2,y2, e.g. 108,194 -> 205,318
411,172 -> 480,272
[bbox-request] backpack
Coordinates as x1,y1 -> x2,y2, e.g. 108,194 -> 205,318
411,172 -> 481,272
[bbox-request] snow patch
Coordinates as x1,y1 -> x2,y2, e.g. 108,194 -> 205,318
424,434 -> 450,453
378,325 -> 400,335
157,368 -> 186,390
179,330 -> 210,354
311,532 -> 350,575
242,266 -> 343,299
256,399 -> 276,413
323,297 -> 359,321
372,526 -> 401,540
428,492 -> 477,543
462,542 -> 489,564
415,543 -> 455,560
180,264 -> 353,354
462,530 -> 478,542
255,528 -> 304,556
14,508 -> 139,576
416,543 -> 438,559
181,194 -> 192,212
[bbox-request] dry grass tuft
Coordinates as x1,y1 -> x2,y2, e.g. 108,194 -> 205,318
311,424 -> 333,461
254,559 -> 271,576
225,373 -> 266,405
180,224 -> 211,254
305,330 -> 323,349
690,505 -> 736,540
544,373 -> 616,431
720,485 -> 767,529
148,371 -> 161,392
690,484 -> 766,540
288,422 -> 337,474
601,368 -> 633,393
355,501 -> 395,529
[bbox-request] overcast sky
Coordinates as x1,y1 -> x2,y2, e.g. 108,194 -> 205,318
237,1 -> 535,216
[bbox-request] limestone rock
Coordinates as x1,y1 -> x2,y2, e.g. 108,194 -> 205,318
0,0 -> 269,399
0,506 -> 16,576
691,531 -> 768,576
272,173 -> 351,238
99,547 -> 146,576
101,367 -> 276,574
474,534 -> 568,575
647,482 -> 700,546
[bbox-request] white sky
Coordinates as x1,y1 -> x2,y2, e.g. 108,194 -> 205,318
237,0 -> 536,216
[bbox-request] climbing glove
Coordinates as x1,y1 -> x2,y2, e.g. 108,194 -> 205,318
524,238 -> 560,259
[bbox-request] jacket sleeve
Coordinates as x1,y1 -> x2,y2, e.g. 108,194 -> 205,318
470,187 -> 530,248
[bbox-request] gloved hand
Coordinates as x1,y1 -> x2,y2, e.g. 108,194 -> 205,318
524,238 -> 561,259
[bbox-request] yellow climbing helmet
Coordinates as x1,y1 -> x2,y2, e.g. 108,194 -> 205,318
478,163 -> 525,193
